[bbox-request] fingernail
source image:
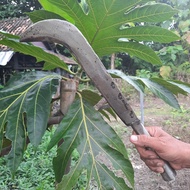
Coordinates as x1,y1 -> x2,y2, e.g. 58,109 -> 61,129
131,135 -> 138,142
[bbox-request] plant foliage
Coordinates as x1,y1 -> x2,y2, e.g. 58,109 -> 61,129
0,32 -> 70,72
0,0 -> 41,19
48,95 -> 134,189
0,131 -> 56,190
0,0 -> 189,189
108,69 -> 190,109
30,0 -> 179,65
0,71 -> 60,174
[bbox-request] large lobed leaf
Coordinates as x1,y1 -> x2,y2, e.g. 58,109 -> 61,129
108,70 -> 190,109
0,71 -> 60,174
36,0 -> 180,64
0,33 -> 70,72
47,95 -> 134,189
80,89 -> 117,120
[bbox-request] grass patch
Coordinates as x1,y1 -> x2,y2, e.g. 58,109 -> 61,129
0,130 -> 90,190
0,131 -> 56,190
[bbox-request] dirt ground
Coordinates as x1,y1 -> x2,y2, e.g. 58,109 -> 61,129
113,94 -> 190,190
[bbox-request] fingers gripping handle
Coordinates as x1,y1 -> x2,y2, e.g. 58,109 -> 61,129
132,123 -> 176,181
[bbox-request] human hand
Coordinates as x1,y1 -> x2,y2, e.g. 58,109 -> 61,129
130,127 -> 190,173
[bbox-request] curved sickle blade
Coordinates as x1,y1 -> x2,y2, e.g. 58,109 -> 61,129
20,19 -> 176,181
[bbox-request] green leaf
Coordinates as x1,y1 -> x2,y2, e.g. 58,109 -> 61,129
125,4 -> 178,23
48,96 -> 134,189
0,31 -> 20,39
138,78 -> 180,109
79,89 -> 101,106
96,41 -> 162,65
107,70 -> 182,109
0,37 -> 70,72
119,26 -> 180,43
151,78 -> 188,96
38,0 -> 178,65
168,80 -> 190,94
27,10 -> 64,23
108,70 -> 184,109
108,70 -> 144,93
39,0 -> 75,24
0,71 -> 60,174
80,89 -> 117,120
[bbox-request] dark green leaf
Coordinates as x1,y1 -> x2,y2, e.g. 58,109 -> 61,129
101,107 -> 117,121
138,78 -> 180,109
107,71 -> 181,109
79,89 -> 101,106
151,78 -> 188,96
168,80 -> 190,94
48,96 -> 134,189
80,89 -> 117,120
0,71 -> 60,174
108,70 -> 144,93
0,38 -> 70,72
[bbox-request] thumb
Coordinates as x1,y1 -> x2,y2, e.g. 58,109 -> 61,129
130,135 -> 161,151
